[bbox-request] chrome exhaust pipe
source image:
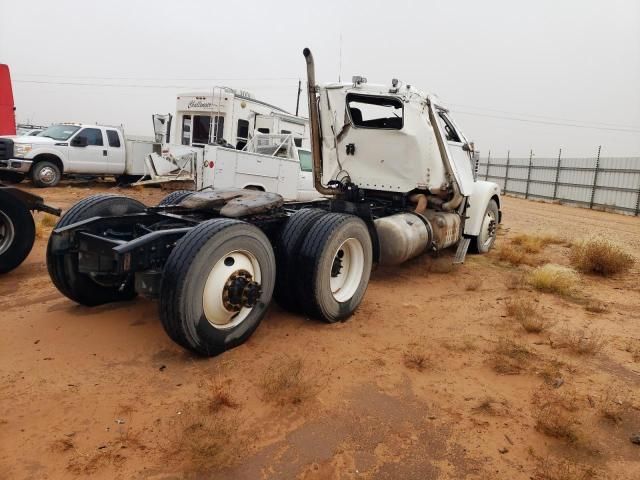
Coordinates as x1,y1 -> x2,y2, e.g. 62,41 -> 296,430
303,48 -> 336,196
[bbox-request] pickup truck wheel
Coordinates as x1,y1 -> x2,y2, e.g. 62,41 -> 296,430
0,192 -> 35,273
31,161 -> 61,188
0,171 -> 25,184
274,208 -> 326,312
46,194 -> 146,305
159,219 -> 275,356
297,213 -> 372,323
157,190 -> 194,206
471,199 -> 499,254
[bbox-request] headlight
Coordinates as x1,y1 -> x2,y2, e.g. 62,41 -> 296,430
14,144 -> 33,158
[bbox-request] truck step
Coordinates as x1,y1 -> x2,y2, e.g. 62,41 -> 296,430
453,237 -> 471,264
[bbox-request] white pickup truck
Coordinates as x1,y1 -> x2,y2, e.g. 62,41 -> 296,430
0,123 -> 154,187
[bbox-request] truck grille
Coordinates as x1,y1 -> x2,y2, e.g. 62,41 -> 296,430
0,138 -> 13,160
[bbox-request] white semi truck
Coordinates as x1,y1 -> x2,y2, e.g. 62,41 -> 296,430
46,49 -> 501,357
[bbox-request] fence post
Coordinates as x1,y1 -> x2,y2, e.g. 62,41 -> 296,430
485,150 -> 490,181
589,145 -> 601,209
503,150 -> 510,194
552,148 -> 562,200
635,171 -> 640,216
525,149 -> 533,199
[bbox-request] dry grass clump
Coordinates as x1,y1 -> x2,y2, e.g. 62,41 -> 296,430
625,339 -> 640,362
552,328 -> 605,356
428,257 -> 455,273
165,403 -> 239,471
533,457 -> 597,480
583,300 -> 608,314
442,336 -> 478,352
472,396 -> 509,416
505,296 -> 553,333
260,356 -> 313,406
527,264 -> 579,296
598,389 -> 630,424
533,388 -> 581,443
403,347 -> 431,372
465,281 -> 480,291
497,244 -> 538,266
505,272 -> 527,290
570,237 -> 634,276
511,233 -> 564,254
205,380 -> 238,413
34,212 -> 59,238
489,338 -> 533,375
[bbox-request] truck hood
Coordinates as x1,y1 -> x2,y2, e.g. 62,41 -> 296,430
12,135 -> 58,145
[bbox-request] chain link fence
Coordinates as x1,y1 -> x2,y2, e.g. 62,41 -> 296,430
476,147 -> 640,216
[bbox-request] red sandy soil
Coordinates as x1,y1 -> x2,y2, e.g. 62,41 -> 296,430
1,180 -> 639,479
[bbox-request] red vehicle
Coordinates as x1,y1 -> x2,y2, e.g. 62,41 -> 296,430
0,64 -> 16,136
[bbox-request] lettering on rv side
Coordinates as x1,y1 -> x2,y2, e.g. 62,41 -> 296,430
187,100 -> 216,109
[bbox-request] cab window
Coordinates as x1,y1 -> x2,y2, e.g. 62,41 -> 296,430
438,111 -> 462,143
77,128 -> 104,146
298,149 -> 313,172
346,93 -> 403,129
106,130 -> 121,147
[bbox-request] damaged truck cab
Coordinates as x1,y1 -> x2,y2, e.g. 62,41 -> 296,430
46,49 -> 501,357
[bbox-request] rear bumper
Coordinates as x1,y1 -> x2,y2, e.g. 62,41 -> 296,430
0,158 -> 32,173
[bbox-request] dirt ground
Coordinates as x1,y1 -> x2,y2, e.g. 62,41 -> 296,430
1,180 -> 639,480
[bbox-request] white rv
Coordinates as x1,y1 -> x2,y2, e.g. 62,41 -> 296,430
174,88 -> 308,150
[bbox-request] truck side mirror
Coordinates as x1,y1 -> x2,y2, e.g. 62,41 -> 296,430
71,136 -> 88,147
462,141 -> 475,152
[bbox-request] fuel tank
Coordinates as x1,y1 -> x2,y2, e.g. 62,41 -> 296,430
374,212 -> 431,266
374,210 -> 462,265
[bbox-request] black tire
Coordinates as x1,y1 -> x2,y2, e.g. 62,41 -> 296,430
470,199 -> 499,254
297,213 -> 372,323
157,190 -> 194,206
159,219 -> 276,356
273,208 -> 326,312
0,171 -> 26,184
46,194 -> 146,305
0,191 -> 35,273
31,161 -> 61,188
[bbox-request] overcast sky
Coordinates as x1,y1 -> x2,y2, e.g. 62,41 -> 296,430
1,0 -> 639,157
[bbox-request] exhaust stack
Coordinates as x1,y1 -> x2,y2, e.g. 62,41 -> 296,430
303,48 -> 336,196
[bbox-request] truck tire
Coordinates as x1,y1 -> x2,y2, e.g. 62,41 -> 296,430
273,208 -> 326,312
46,194 -> 146,305
31,161 -> 61,188
159,219 -> 276,356
157,190 -> 194,206
0,191 -> 35,273
470,199 -> 499,254
0,171 -> 25,184
297,213 -> 372,323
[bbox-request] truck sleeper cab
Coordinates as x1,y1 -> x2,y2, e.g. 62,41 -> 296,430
45,48 -> 501,357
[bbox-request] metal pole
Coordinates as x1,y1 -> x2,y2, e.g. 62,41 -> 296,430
295,79 -> 302,116
589,145 -> 601,209
485,150 -> 490,181
525,149 -> 533,199
635,174 -> 640,216
552,148 -> 562,200
503,150 -> 510,194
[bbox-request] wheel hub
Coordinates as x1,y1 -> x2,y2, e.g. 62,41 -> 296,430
40,166 -> 56,184
222,270 -> 262,311
331,250 -> 345,277
0,210 -> 15,256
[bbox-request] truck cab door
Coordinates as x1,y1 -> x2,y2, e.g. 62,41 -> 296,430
105,129 -> 126,174
435,110 -> 475,196
67,127 -> 108,174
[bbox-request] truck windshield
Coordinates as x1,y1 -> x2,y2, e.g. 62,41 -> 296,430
37,125 -> 81,141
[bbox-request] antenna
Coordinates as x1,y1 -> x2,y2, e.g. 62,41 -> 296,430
338,33 -> 343,82
295,79 -> 302,116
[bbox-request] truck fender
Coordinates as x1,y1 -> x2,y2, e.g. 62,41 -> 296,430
30,151 -> 65,173
463,181 -> 501,236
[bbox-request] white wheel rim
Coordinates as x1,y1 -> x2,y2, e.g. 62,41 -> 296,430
330,238 -> 364,303
479,210 -> 496,248
0,210 -> 15,255
39,166 -> 57,185
202,249 -> 261,329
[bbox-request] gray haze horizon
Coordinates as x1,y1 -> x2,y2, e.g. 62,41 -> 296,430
1,0 -> 639,157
